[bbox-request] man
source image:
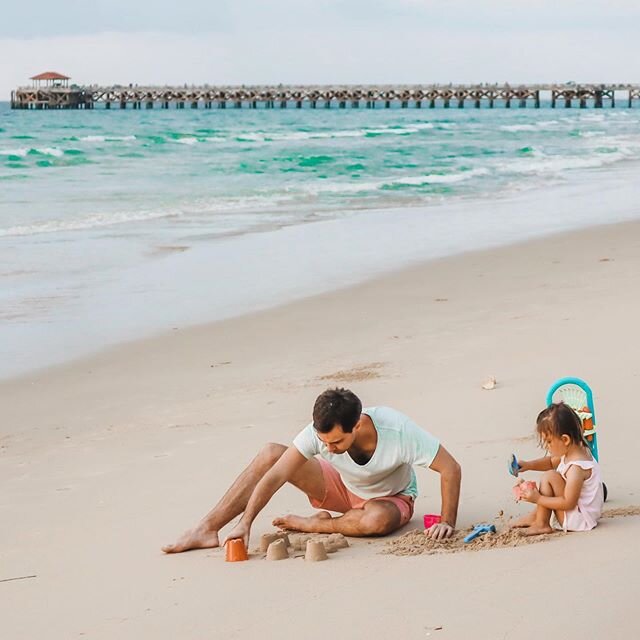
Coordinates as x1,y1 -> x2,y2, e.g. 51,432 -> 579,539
162,388 -> 461,552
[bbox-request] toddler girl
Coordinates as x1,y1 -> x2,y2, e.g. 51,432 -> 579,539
512,402 -> 604,535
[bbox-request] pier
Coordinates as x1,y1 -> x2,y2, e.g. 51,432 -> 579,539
11,75 -> 640,110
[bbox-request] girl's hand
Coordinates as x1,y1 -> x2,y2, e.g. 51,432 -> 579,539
520,483 -> 540,504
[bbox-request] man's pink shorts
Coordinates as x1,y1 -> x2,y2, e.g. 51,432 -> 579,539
309,459 -> 414,527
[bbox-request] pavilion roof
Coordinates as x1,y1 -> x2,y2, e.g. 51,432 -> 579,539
30,71 -> 70,81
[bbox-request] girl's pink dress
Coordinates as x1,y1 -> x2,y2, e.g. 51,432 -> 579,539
551,455 -> 604,531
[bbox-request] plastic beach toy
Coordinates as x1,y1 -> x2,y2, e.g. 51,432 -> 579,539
546,377 -> 598,460
512,480 -> 537,502
423,514 -> 442,529
546,376 -> 607,501
463,524 -> 496,543
225,538 -> 249,562
508,454 -> 520,477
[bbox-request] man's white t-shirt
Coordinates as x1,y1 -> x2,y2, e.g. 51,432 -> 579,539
292,406 -> 440,500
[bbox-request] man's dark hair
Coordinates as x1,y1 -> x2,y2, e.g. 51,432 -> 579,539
313,388 -> 362,433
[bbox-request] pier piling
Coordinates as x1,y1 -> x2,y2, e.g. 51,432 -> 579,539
10,82 -> 638,110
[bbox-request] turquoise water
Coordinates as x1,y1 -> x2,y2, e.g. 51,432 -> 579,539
2,103 -> 640,377
2,105 -> 640,238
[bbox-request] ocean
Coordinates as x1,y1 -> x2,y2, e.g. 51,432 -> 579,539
2,102 -> 640,378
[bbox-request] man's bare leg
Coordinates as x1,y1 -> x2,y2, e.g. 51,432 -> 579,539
162,443 -> 325,553
273,500 -> 402,537
521,470 -> 565,536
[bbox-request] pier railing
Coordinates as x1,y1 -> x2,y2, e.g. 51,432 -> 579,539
10,83 -> 640,110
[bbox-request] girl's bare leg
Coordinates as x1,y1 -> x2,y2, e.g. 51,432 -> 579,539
521,471 -> 565,536
511,511 -> 536,528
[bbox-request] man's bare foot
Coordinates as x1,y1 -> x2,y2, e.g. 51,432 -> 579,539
519,525 -> 554,537
510,513 -> 535,528
162,526 -> 220,553
273,511 -> 332,533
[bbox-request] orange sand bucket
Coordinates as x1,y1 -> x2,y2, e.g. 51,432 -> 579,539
225,538 -> 248,562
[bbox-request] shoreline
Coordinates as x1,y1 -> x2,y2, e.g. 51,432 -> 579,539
3,215 -> 640,419
3,166 -> 640,382
0,214 -> 637,391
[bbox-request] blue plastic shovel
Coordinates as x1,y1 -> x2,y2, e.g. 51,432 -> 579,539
464,524 -> 496,543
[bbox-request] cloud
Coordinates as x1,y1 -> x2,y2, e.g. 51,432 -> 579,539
4,0 -> 640,38
2,24 -> 637,100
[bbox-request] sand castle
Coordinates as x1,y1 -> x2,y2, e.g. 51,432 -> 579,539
265,539 -> 289,561
288,533 -> 312,551
259,532 -> 291,553
305,540 -> 328,562
256,531 -> 350,561
325,533 -> 349,552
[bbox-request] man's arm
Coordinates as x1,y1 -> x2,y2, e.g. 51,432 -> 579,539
224,446 -> 308,547
426,445 -> 462,541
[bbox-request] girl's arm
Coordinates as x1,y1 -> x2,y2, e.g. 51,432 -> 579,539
518,454 -> 561,473
534,465 -> 588,511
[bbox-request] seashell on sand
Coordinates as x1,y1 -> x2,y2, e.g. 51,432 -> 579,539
481,376 -> 497,390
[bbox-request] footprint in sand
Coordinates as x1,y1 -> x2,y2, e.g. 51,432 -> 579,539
317,362 -> 385,384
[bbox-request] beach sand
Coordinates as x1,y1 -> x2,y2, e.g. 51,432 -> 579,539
2,219 -> 640,639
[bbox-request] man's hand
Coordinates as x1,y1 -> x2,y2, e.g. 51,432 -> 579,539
223,520 -> 251,549
428,445 -> 461,536
425,522 -> 454,541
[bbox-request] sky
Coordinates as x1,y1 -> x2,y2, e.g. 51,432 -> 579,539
1,1 -> 639,99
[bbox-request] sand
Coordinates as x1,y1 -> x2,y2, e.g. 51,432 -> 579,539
383,506 -> 640,556
383,526 -> 550,556
601,506 -> 640,518
2,219 -> 640,639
